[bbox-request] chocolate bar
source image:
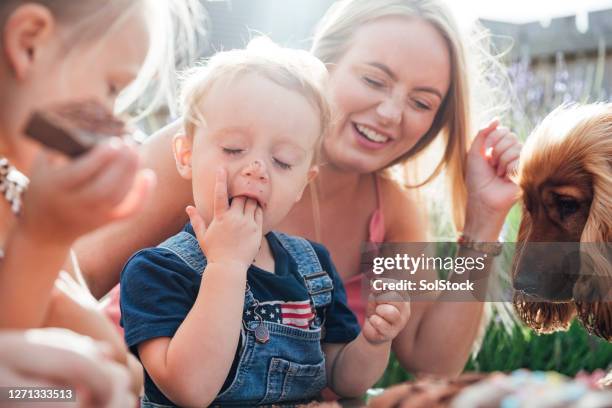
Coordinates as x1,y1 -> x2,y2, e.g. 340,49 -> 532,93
24,100 -> 126,157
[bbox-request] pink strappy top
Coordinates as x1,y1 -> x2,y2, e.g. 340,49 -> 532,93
103,175 -> 385,335
104,284 -> 123,336
343,175 -> 385,326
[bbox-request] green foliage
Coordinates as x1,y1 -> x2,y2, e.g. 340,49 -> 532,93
466,320 -> 612,375
375,321 -> 612,388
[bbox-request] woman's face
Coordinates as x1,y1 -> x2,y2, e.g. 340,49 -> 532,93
324,16 -> 451,173
1,5 -> 149,168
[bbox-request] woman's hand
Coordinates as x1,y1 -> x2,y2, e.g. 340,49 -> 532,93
0,328 -> 136,408
464,120 -> 521,239
19,138 -> 156,247
186,167 -> 263,270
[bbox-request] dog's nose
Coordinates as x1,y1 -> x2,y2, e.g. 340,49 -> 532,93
513,273 -> 538,294
513,269 -> 576,302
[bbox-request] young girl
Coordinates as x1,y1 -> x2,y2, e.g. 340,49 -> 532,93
0,0 -> 201,400
120,39 -> 410,407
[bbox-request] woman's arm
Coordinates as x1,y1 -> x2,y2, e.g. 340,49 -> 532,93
392,208 -> 501,376
381,179 -> 490,377
390,122 -> 520,377
74,120 -> 192,299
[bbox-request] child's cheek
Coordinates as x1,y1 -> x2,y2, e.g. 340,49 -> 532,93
267,190 -> 296,225
190,175 -> 215,224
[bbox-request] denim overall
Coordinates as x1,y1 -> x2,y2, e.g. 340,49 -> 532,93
141,231 -> 334,407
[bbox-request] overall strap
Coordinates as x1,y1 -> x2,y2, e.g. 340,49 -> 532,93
158,231 -> 256,309
271,232 -> 334,311
158,231 -> 206,272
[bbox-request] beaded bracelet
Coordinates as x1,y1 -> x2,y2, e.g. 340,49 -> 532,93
457,233 -> 503,256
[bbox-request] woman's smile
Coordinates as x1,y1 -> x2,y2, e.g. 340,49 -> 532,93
352,122 -> 394,149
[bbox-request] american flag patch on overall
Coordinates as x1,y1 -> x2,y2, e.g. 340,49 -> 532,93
245,300 -> 315,329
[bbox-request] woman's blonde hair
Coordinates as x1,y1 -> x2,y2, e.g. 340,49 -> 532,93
180,37 -> 332,163
311,0 -> 509,231
0,0 -> 206,119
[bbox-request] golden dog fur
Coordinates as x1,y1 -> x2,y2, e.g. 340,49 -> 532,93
513,103 -> 611,341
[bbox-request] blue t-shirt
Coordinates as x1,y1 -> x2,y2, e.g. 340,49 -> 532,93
120,224 -> 360,406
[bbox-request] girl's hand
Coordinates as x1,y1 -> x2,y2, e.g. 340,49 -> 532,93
362,284 -> 410,345
464,120 -> 521,235
0,328 -> 136,408
55,270 -> 98,309
19,138 -> 156,246
43,279 -> 144,397
186,168 -> 263,269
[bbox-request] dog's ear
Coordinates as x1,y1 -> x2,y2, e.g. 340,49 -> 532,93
581,181 -> 611,243
575,302 -> 612,341
512,205 -> 532,279
573,252 -> 611,340
516,204 -> 532,244
575,183 -> 612,341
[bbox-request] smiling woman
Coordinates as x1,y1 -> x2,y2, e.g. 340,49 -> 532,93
317,15 -> 451,174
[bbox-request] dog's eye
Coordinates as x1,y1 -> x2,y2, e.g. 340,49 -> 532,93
557,197 -> 580,219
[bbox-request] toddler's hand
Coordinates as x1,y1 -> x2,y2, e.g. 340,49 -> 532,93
186,168 -> 263,269
19,138 -> 156,246
362,280 -> 410,345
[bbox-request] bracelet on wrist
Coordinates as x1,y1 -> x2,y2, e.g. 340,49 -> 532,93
457,233 -> 502,256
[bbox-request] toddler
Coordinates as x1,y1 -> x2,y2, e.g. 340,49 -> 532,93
120,38 -> 410,407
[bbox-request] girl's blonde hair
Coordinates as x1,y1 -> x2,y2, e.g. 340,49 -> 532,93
0,0 -> 206,119
311,0 -> 509,231
180,37 -> 332,163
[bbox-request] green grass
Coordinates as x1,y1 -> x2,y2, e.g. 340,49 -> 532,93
375,317 -> 612,388
466,320 -> 612,375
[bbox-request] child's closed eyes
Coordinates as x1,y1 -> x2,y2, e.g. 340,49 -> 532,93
219,143 -> 306,172
221,147 -> 294,171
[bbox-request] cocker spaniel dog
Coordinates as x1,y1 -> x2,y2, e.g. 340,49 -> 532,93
512,103 -> 611,341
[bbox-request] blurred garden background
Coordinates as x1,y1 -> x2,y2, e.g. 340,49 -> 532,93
145,0 -> 612,387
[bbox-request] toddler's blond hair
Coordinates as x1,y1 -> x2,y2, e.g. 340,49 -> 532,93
180,37 -> 331,163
